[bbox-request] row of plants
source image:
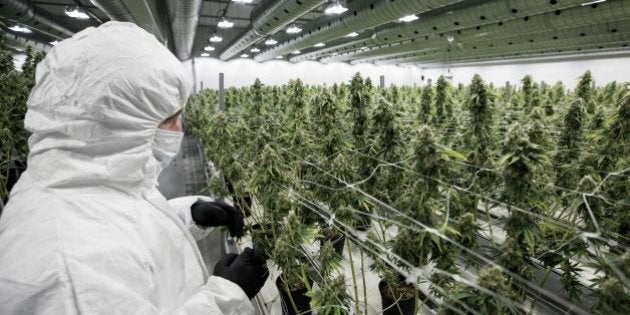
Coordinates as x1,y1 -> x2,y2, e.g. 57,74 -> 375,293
187,71 -> 629,315
0,30 -> 45,205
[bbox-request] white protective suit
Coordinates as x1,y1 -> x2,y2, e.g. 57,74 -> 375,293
0,22 -> 254,314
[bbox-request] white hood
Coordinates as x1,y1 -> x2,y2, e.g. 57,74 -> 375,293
16,21 -> 190,196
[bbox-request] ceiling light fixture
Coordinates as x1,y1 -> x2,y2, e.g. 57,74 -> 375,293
286,23 -> 302,34
447,36 -> 455,43
209,34 -> 223,42
314,42 -> 326,47
276,55 -> 284,59
292,50 -> 301,54
201,53 -> 210,57
241,53 -> 250,58
324,0 -> 348,15
250,47 -> 261,53
398,14 -> 419,23
265,38 -> 278,46
8,24 -> 32,33
217,17 -> 234,29
204,45 -> 216,51
65,6 -> 89,19
581,0 -> 606,5
346,32 -> 359,37
232,0 -> 253,3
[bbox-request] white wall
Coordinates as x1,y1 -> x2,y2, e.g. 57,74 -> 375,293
184,55 -> 630,91
420,56 -> 630,89
12,53 -> 27,71
183,57 -> 419,90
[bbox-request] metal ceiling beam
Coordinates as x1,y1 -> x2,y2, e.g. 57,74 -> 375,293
218,0 -> 326,61
327,3 -> 630,65
360,19 -> 630,64
166,0 -> 203,60
308,0 -> 606,63
0,0 -> 76,39
254,0 -> 465,62
373,31 -> 630,65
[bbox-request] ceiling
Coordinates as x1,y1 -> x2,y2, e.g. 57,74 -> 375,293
1,0 -> 630,67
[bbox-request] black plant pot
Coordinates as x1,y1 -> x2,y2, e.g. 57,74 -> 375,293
320,233 -> 346,256
250,223 -> 274,260
379,279 -> 418,315
276,275 -> 313,315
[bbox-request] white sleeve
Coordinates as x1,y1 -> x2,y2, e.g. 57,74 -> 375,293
167,196 -> 215,240
180,276 -> 255,315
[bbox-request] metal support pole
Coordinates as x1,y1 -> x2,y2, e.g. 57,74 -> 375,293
218,73 -> 225,112
379,75 -> 385,89
191,58 -> 198,94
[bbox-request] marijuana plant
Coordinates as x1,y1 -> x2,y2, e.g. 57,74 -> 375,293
498,123 -> 546,282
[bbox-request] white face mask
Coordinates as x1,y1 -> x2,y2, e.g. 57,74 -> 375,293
152,129 -> 183,171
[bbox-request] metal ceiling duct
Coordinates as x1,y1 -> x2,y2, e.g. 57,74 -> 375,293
91,0 -> 170,45
3,32 -> 51,52
90,0 -> 135,23
314,0 -> 603,63
0,0 -> 75,38
326,0 -> 630,64
166,0 -> 202,61
219,0 -> 327,60
254,0 -> 464,62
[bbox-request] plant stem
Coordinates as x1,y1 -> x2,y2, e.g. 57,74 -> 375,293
347,241 -> 361,315
361,249 -> 368,315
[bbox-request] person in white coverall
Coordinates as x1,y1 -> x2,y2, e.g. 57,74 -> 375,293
0,22 -> 268,314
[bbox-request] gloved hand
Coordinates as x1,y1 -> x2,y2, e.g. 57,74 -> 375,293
213,248 -> 269,299
191,200 -> 244,237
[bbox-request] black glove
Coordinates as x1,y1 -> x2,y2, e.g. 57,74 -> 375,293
191,200 -> 244,237
213,248 -> 269,299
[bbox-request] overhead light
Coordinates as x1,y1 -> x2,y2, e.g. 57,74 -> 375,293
250,47 -> 261,53
209,34 -> 223,42
201,53 -> 210,57
447,36 -> 454,43
314,42 -> 326,47
292,50 -> 301,54
265,38 -> 278,46
276,55 -> 284,59
217,17 -> 234,29
232,0 -> 253,3
204,45 -> 216,51
50,40 -> 59,46
346,32 -> 359,37
241,53 -> 250,58
324,0 -> 348,15
286,24 -> 302,34
8,24 -> 32,33
399,14 -> 419,23
581,0 -> 606,5
65,6 -> 89,19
